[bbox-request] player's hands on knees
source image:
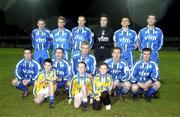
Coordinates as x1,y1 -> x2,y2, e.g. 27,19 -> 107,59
39,79 -> 46,85
68,98 -> 72,105
137,82 -> 146,90
144,80 -> 152,89
95,97 -> 100,101
22,79 -> 30,86
87,73 -> 93,78
65,82 -> 69,87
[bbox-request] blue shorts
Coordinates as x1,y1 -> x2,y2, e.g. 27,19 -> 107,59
150,51 -> 159,64
71,49 -> 80,58
121,51 -> 134,69
56,80 -> 67,89
34,50 -> 49,65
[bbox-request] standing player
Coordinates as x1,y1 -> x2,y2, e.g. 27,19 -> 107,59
31,19 -> 51,65
105,47 -> 130,98
53,48 -> 71,95
71,16 -> 93,57
71,41 -> 96,76
92,14 -> 114,65
33,59 -> 57,108
68,62 -> 93,111
113,17 -> 137,69
138,15 -> 163,64
51,16 -> 71,60
12,48 -> 41,97
130,48 -> 161,102
93,63 -> 112,111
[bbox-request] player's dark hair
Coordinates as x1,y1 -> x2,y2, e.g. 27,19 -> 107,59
38,18 -> 46,23
44,58 -> 53,65
56,47 -> 64,54
111,47 -> 122,53
147,15 -> 156,19
121,17 -> 130,22
99,62 -> 108,68
100,13 -> 108,19
78,62 -> 87,68
24,48 -> 32,53
78,15 -> 86,20
142,48 -> 152,53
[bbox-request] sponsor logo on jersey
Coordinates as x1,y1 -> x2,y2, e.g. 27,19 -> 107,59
36,38 -> 46,43
144,35 -> 157,41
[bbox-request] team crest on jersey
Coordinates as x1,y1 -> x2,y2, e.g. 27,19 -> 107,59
57,70 -> 64,75
148,65 -> 152,69
30,64 -> 34,67
60,63 -> 64,67
83,30 -> 86,33
101,30 -> 105,36
119,65 -> 123,69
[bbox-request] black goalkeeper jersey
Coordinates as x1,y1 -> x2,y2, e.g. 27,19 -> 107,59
92,26 -> 114,48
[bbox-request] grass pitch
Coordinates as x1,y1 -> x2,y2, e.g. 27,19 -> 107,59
0,48 -> 180,117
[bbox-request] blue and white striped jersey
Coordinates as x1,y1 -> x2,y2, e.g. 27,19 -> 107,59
113,28 -> 137,52
138,27 -> 163,51
53,58 -> 72,81
31,28 -> 51,50
104,58 -> 129,81
51,28 -> 71,51
130,60 -> 159,84
15,59 -> 41,81
71,54 -> 96,75
71,26 -> 93,50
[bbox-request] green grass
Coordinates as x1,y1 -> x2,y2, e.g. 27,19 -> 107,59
0,48 -> 180,117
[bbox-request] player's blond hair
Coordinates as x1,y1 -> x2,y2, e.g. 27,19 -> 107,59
57,16 -> 66,23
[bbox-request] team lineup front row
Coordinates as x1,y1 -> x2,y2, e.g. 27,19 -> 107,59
12,44 -> 161,111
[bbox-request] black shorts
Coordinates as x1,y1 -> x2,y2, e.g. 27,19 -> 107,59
94,47 -> 111,65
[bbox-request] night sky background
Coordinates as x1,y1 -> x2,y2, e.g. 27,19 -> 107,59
0,0 -> 179,37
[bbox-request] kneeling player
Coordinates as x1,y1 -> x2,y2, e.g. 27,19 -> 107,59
105,47 -> 131,99
33,59 -> 57,108
68,62 -> 93,111
12,48 -> 41,97
130,48 -> 161,102
93,63 -> 112,111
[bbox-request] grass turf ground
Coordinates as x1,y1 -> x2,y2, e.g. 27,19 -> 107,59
0,48 -> 180,117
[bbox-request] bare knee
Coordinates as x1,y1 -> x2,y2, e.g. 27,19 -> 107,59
123,81 -> 131,90
131,84 -> 139,93
153,81 -> 161,90
74,94 -> 82,108
34,94 -> 44,104
74,100 -> 81,109
12,79 -> 20,86
34,98 -> 41,104
113,80 -> 120,89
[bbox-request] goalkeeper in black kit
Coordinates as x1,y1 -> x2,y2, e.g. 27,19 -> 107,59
92,14 -> 114,65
